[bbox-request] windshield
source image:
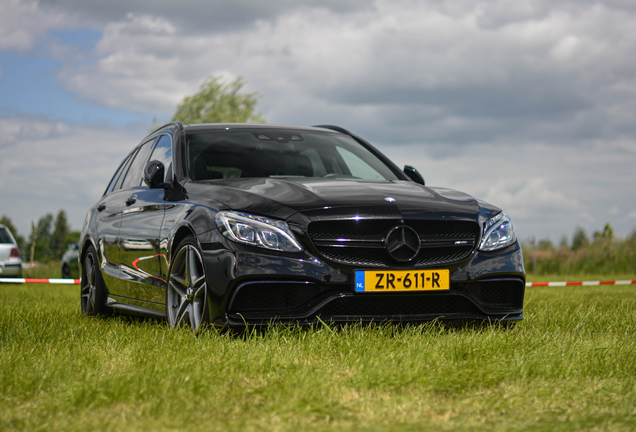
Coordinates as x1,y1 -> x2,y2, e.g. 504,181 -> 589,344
185,130 -> 399,181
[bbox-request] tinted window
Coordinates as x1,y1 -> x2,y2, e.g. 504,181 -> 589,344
185,131 -> 399,181
149,135 -> 173,178
0,227 -> 13,244
105,151 -> 135,195
114,149 -> 138,191
120,138 -> 156,190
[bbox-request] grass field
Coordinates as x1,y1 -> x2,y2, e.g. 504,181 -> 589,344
1,279 -> 636,431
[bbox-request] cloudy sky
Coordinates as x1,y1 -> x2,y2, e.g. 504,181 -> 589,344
1,0 -> 635,244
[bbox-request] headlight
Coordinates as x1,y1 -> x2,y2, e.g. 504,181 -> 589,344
479,212 -> 516,252
214,211 -> 304,253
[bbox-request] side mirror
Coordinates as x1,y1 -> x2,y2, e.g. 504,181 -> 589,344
143,160 -> 170,189
403,165 -> 425,185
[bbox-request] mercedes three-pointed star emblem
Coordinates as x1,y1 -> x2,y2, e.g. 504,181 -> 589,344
385,226 -> 421,262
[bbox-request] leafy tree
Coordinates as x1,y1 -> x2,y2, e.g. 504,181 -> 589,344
571,226 -> 589,251
5,210 -> 78,262
593,223 -> 614,242
64,231 -> 81,246
172,76 -> 265,124
50,210 -> 70,258
537,238 -> 554,251
33,213 -> 54,260
0,215 -> 25,252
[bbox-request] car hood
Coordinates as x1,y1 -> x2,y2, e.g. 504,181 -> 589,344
186,178 -> 485,221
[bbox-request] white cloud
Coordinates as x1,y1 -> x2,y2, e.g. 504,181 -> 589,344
56,14 -> 210,112
0,115 -> 141,234
382,141 -> 636,241
0,0 -> 73,51
37,0 -> 374,32
48,0 -> 636,149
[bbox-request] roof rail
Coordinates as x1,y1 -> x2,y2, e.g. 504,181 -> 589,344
312,124 -> 352,135
148,121 -> 184,136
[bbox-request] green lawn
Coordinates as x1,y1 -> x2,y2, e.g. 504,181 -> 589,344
1,281 -> 635,431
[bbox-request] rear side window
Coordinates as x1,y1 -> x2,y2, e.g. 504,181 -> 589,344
0,227 -> 13,244
120,138 -> 156,190
105,151 -> 135,195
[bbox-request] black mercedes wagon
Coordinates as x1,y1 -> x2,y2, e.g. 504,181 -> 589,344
79,122 -> 525,330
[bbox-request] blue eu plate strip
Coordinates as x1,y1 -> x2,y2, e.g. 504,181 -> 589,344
355,271 -> 365,292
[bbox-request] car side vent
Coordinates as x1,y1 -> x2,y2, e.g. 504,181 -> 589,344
464,278 -> 525,310
229,281 -> 322,312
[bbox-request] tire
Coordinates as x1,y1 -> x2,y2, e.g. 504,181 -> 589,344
81,245 -> 111,316
62,264 -> 71,279
166,236 -> 209,331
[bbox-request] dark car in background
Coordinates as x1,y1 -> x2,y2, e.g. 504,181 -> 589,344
79,122 -> 525,330
0,224 -> 23,278
61,243 -> 80,279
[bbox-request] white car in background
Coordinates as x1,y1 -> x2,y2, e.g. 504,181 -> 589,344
0,224 -> 23,278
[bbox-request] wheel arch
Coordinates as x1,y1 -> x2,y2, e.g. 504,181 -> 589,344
170,224 -> 196,262
79,236 -> 98,278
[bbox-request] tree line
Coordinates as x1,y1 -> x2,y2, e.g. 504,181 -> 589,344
1,211 -> 80,263
522,223 -> 636,276
526,223 -> 616,252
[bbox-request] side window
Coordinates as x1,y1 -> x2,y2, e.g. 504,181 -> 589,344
149,135 -> 173,178
120,138 -> 156,190
106,150 -> 136,194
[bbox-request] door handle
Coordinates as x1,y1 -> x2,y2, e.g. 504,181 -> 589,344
97,204 -> 106,211
125,195 -> 137,206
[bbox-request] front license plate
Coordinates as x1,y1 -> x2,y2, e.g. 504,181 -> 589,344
355,269 -> 450,292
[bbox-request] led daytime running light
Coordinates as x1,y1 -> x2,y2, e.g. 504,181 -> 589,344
479,212 -> 516,252
215,211 -> 304,253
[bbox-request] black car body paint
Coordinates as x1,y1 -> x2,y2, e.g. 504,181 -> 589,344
80,123 -> 525,327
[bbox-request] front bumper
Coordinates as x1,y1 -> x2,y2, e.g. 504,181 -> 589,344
224,282 -> 524,327
201,239 -> 525,327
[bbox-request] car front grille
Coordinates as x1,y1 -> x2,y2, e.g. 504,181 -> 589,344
307,219 -> 479,268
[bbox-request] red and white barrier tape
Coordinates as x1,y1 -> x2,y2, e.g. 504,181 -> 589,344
0,278 -> 80,284
526,280 -> 636,287
2,278 -> 635,287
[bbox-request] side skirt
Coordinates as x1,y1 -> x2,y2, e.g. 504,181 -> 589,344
107,297 -> 166,319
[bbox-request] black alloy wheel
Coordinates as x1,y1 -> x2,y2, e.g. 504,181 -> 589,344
166,236 -> 209,331
81,245 -> 111,316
